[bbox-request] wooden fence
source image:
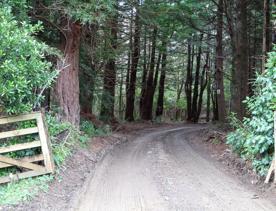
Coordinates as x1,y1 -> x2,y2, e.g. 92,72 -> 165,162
0,112 -> 55,184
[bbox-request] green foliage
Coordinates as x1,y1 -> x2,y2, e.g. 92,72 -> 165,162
0,5 -> 57,115
46,114 -> 79,167
46,114 -> 71,137
36,0 -> 115,24
227,50 -> 276,175
0,175 -> 53,205
80,120 -> 97,137
80,120 -> 111,137
271,97 -> 276,110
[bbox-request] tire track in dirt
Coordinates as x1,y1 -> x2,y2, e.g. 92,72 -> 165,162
75,126 -> 275,211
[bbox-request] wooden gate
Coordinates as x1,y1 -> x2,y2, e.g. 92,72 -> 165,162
0,112 -> 55,184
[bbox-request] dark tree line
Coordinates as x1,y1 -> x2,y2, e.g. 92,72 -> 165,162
19,0 -> 276,126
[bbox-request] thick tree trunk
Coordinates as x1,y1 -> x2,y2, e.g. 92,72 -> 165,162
206,74 -> 211,122
185,38 -> 193,121
125,9 -> 133,98
156,45 -> 167,118
125,5 -> 141,121
191,34 -> 203,122
231,0 -> 249,119
215,0 -> 226,122
212,89 -> 219,121
141,27 -> 157,120
54,20 -> 81,127
139,27 -> 148,115
196,52 -> 209,121
100,13 -> 118,122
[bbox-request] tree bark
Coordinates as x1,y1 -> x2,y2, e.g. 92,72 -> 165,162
156,43 -> 167,118
141,27 -> 157,120
153,52 -> 162,91
139,26 -> 148,115
118,69 -> 124,120
54,20 -> 81,127
185,38 -> 193,121
125,4 -> 141,121
206,74 -> 211,122
231,0 -> 249,119
125,9 -> 133,97
196,52 -> 209,121
191,34 -> 203,122
215,0 -> 226,122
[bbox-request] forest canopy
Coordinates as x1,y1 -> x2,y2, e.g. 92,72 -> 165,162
0,0 -> 275,175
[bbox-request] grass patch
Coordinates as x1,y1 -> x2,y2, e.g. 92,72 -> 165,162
0,175 -> 53,205
0,114 -> 110,206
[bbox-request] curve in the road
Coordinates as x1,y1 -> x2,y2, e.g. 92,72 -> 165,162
75,126 -> 275,211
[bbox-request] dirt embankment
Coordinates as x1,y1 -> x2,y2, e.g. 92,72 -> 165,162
191,128 -> 276,202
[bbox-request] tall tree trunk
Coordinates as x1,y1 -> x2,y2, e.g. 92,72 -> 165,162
185,38 -> 193,121
141,27 -> 157,120
215,0 -> 226,122
191,34 -> 203,122
100,11 -> 118,122
262,0 -> 272,72
196,52 -> 209,121
153,52 -> 162,91
54,20 -> 81,127
231,0 -> 249,119
156,43 -> 167,118
125,4 -> 141,121
140,26 -> 148,115
206,74 -> 211,122
125,9 -> 133,97
118,69 -> 124,120
212,87 -> 219,121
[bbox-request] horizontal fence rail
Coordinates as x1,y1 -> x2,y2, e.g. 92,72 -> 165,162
0,111 -> 55,184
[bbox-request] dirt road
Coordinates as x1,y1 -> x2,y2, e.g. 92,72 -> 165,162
75,126 -> 275,211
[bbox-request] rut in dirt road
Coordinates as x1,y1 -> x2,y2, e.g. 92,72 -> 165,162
75,126 -> 275,211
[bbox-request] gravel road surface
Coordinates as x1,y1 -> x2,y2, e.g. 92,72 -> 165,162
75,126 -> 275,211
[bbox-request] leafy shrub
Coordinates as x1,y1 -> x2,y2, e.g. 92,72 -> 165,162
80,120 -> 111,137
227,50 -> 276,175
46,114 -> 79,167
80,120 -> 97,137
0,4 -> 57,114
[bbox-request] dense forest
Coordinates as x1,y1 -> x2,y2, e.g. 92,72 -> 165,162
0,0 -> 274,124
0,0 -> 276,207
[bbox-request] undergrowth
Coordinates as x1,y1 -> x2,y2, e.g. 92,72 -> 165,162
227,49 -> 276,176
0,114 -> 109,206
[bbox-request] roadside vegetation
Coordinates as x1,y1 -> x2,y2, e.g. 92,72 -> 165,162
227,50 -> 276,175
